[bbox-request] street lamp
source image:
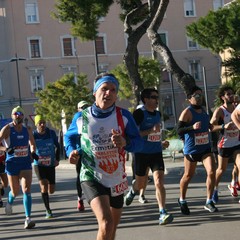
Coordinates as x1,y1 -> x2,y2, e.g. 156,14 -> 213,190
93,39 -> 99,75
10,53 -> 26,107
170,73 -> 177,125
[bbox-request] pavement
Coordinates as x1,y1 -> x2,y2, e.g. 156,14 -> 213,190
1,155 -> 240,240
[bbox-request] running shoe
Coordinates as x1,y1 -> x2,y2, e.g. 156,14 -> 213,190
212,189 -> 218,204
5,202 -> 13,215
45,210 -> 53,219
24,218 -> 35,229
124,189 -> 136,206
77,199 -> 85,211
178,199 -> 190,215
0,200 -> 3,208
228,184 -> 238,197
138,195 -> 148,204
235,182 -> 240,191
204,201 -> 218,213
159,212 -> 174,225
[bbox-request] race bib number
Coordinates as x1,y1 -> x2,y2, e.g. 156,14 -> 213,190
194,132 -> 209,145
38,156 -> 51,166
14,146 -> 28,157
110,178 -> 128,197
226,128 -> 239,138
147,132 -> 161,142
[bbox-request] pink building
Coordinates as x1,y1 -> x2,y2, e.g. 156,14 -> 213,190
0,0 -> 231,128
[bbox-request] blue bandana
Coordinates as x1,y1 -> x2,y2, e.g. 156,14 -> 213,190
93,76 -> 119,93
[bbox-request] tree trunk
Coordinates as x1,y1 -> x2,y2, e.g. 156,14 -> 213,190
147,0 -> 196,96
123,1 -> 159,106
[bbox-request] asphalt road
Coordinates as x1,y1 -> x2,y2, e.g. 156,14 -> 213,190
1,158 -> 240,240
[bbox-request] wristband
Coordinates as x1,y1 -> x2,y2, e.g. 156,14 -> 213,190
221,124 -> 225,130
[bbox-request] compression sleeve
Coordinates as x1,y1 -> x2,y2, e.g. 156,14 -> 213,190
133,109 -> 144,126
177,121 -> 193,136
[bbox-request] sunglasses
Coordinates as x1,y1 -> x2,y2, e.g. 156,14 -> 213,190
192,93 -> 202,98
149,95 -> 159,100
225,92 -> 234,96
13,112 -> 24,116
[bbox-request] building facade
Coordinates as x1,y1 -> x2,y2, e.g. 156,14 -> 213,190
0,0 -> 231,128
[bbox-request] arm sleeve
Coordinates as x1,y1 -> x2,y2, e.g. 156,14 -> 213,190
64,112 -> 82,157
177,120 -> 193,137
132,109 -> 144,126
122,109 -> 144,152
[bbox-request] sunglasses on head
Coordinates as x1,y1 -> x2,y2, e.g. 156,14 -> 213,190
13,112 -> 24,116
191,93 -> 202,98
149,95 -> 159,100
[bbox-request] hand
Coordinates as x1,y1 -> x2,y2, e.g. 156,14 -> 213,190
6,147 -> 15,155
111,129 -> 126,148
162,140 -> 169,149
69,150 -> 80,165
193,121 -> 201,130
55,160 -> 60,167
152,123 -> 161,133
225,121 -> 234,130
31,152 -> 39,160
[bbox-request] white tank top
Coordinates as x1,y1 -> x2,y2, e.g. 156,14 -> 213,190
218,106 -> 240,148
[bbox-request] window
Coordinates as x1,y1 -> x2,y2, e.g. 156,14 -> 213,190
61,65 -> 77,82
98,17 -> 105,22
29,69 -> 44,93
187,37 -> 198,50
161,70 -> 170,82
98,64 -> 109,73
28,37 -> 42,58
184,0 -> 196,17
159,32 -> 168,46
0,7 -> 6,17
95,35 -> 106,54
189,60 -> 202,81
163,97 -> 173,116
25,0 -> 39,23
213,0 -> 224,10
61,36 -> 74,57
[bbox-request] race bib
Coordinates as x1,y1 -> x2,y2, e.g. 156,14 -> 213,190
38,156 -> 51,166
194,132 -> 209,145
226,128 -> 239,138
147,132 -> 161,142
110,178 -> 128,197
14,146 -> 28,157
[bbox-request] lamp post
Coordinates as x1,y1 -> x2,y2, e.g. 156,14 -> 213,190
10,53 -> 26,107
170,73 -> 177,125
93,39 -> 99,75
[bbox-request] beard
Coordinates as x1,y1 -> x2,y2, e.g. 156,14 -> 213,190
14,118 -> 24,125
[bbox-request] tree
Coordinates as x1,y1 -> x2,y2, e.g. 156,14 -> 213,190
53,0 -> 197,106
187,0 -> 240,53
34,73 -> 93,130
52,0 -> 114,41
111,56 -> 161,107
146,0 -> 196,93
186,0 -> 240,78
